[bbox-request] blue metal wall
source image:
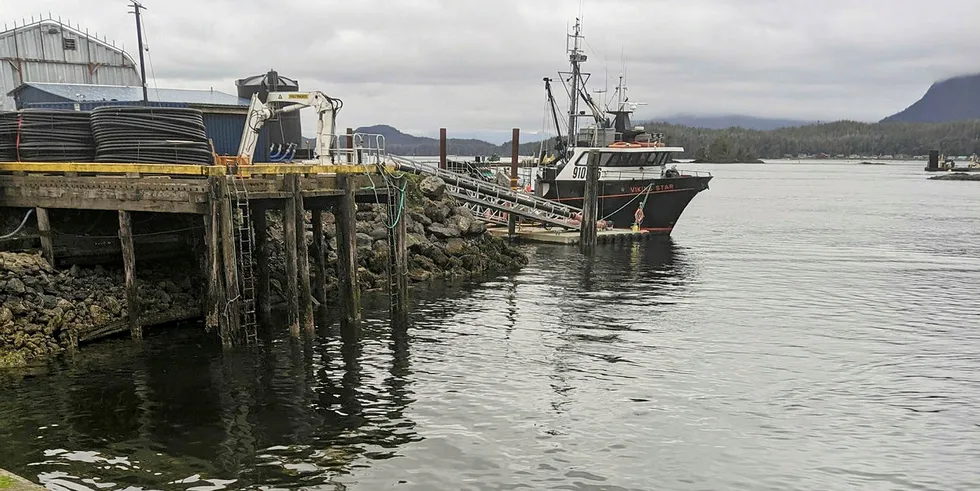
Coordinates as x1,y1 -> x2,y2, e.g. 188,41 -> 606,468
11,86 -> 74,107
203,112 -> 270,162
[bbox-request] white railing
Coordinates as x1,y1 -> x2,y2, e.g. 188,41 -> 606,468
327,133 -> 387,165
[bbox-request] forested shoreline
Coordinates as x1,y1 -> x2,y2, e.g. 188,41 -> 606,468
640,119 -> 980,162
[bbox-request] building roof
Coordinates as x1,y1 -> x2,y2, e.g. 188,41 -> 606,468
8,82 -> 248,106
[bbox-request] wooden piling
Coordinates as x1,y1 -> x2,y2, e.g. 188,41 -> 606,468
204,178 -> 223,332
311,208 -> 328,307
508,128 -> 520,237
336,174 -> 361,336
439,128 -> 447,170
580,149 -> 600,253
252,206 -> 271,324
218,177 -> 242,346
283,177 -> 300,336
390,176 -> 409,321
117,210 -> 141,340
293,175 -> 315,333
35,207 -> 54,268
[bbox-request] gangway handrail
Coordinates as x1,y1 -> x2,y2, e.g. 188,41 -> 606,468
389,154 -> 583,230
390,155 -> 582,216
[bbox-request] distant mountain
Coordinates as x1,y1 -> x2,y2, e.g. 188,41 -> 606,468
654,114 -> 812,130
354,124 -> 542,156
419,130 -> 552,145
882,73 -> 980,123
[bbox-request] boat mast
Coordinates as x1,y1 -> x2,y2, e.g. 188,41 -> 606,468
566,18 -> 587,147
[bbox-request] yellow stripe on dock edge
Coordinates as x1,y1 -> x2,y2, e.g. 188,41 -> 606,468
0,162 -> 382,177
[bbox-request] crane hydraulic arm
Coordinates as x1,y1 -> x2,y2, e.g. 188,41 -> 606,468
236,91 -> 343,164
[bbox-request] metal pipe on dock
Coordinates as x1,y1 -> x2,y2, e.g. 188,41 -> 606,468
508,128 -> 519,237
439,128 -> 447,170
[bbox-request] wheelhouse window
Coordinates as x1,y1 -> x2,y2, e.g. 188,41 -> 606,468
574,151 -> 672,167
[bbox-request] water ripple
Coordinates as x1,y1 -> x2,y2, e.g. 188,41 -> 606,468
2,162 -> 979,490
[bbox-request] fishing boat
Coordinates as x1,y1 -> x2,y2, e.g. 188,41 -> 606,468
532,19 -> 712,233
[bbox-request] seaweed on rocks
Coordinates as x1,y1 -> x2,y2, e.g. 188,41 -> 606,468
0,253 -> 202,368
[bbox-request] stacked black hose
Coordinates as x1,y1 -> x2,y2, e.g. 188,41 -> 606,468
0,110 -> 95,162
91,107 -> 213,165
15,110 -> 96,162
0,112 -> 16,162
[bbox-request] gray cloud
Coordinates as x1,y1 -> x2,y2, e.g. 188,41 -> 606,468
3,0 -> 979,136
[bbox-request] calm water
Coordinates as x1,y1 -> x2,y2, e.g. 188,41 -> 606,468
2,161 -> 979,490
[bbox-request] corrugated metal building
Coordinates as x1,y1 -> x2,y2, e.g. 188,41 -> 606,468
7,82 -> 272,161
0,18 -> 141,111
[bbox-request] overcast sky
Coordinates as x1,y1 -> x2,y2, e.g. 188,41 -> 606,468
3,0 -> 980,138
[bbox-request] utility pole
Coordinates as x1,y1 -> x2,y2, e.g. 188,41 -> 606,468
129,1 -> 149,104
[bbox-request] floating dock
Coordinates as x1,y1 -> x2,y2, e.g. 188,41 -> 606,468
488,225 -> 657,245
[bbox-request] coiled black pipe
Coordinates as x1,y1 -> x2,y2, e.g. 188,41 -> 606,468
16,110 -> 96,162
91,106 -> 213,165
0,112 -> 16,162
0,110 -> 95,162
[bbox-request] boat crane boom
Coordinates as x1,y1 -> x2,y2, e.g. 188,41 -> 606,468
236,91 -> 343,164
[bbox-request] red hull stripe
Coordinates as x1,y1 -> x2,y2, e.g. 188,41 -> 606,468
554,188 -> 693,201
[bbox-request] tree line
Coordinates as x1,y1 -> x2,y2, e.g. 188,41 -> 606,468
638,119 -> 980,161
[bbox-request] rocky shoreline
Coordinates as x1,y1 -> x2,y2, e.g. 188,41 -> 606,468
1,176 -> 528,368
0,252 -> 201,368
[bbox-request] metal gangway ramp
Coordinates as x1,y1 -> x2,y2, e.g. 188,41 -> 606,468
389,155 -> 582,230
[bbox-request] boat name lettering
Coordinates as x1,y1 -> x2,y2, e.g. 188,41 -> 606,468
630,184 -> 675,193
571,166 -> 600,179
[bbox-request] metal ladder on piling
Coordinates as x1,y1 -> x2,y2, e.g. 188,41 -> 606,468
230,177 -> 258,345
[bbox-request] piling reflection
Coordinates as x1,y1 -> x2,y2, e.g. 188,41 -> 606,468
0,293 -> 440,489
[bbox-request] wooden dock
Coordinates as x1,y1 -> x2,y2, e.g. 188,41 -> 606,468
0,161 -> 407,348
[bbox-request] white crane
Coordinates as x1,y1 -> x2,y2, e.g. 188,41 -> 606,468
237,91 -> 343,165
